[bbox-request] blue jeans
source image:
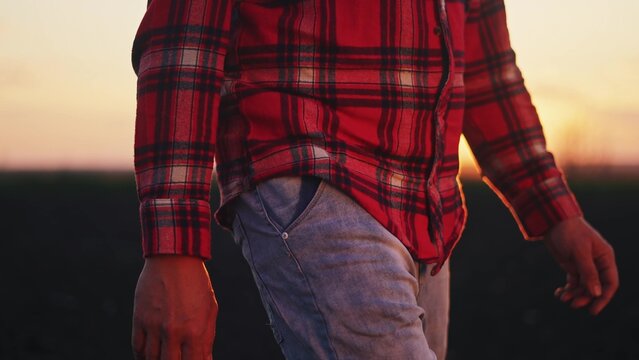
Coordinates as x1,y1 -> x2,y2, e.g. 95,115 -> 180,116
231,176 -> 450,360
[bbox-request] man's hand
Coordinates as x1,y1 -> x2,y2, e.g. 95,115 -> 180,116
132,255 -> 218,360
543,216 -> 619,316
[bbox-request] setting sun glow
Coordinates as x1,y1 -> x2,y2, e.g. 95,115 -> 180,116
1,0 -> 637,171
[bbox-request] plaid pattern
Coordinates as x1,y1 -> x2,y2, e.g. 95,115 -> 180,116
132,0 -> 583,274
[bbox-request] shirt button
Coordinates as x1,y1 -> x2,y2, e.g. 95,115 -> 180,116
434,26 -> 442,36
281,232 -> 289,240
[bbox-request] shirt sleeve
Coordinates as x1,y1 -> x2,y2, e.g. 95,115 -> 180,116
462,0 -> 584,240
131,0 -> 234,259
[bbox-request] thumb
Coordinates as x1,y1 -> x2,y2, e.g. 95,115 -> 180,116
575,253 -> 602,297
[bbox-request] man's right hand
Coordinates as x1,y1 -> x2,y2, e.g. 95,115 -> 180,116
132,255 -> 218,360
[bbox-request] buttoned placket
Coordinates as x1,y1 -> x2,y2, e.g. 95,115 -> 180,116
427,0 -> 454,276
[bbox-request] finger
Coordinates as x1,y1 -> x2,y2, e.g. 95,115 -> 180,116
575,251 -> 602,297
554,278 -> 573,297
597,248 -> 619,292
181,341 -> 202,360
145,332 -> 161,360
589,293 -> 612,316
569,294 -> 594,309
555,269 -> 581,297
589,287 -> 616,316
589,252 -> 620,315
566,273 -> 579,288
160,338 -> 181,360
132,325 -> 146,360
554,287 -> 563,298
558,286 -> 584,303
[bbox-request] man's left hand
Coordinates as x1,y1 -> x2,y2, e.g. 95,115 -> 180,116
542,216 -> 619,315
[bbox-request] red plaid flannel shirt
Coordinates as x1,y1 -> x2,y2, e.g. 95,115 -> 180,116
132,0 -> 583,274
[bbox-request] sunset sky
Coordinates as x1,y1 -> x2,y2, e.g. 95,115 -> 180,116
1,0 -> 638,171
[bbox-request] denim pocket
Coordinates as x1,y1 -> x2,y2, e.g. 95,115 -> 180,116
255,175 -> 324,234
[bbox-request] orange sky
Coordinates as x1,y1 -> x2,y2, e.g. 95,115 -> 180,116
1,0 -> 638,171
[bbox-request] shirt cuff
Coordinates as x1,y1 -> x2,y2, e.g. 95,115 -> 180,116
138,198 -> 212,260
504,175 -> 584,241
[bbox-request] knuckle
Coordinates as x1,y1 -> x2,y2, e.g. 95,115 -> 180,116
131,338 -> 144,353
133,314 -> 146,325
601,241 -> 612,252
132,347 -> 144,357
132,346 -> 145,359
584,269 -> 598,279
131,336 -> 143,347
184,326 -> 209,343
160,322 -> 181,337
183,326 -> 201,339
133,316 -> 159,331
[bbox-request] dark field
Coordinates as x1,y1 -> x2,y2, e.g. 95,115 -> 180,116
0,172 -> 637,360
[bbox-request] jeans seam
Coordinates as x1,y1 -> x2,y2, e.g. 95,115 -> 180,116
234,212 -> 286,344
279,238 -> 340,360
235,204 -> 339,359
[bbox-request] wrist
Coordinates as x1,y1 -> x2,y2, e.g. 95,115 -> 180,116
144,254 -> 206,271
542,215 -> 585,242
